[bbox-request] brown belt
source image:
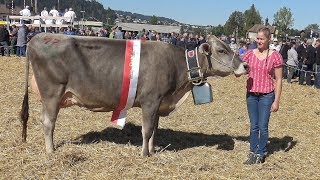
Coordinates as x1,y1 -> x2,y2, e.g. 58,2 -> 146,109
248,91 -> 273,96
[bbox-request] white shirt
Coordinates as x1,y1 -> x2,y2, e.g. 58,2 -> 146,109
41,10 -> 48,17
287,48 -> 299,66
64,10 -> 76,22
20,8 -> 31,16
49,9 -> 59,17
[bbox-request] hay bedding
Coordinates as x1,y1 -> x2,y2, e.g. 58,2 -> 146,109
0,56 -> 319,179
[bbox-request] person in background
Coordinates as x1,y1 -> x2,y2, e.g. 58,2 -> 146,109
109,29 -> 115,39
314,39 -> 320,91
247,39 -> 257,50
155,33 -> 161,41
286,42 -> 299,83
114,27 -> 123,39
49,6 -> 59,17
229,37 -> 238,53
273,38 -> 281,52
0,25 -> 10,57
19,6 -> 31,24
9,25 -> 18,55
140,33 -> 147,41
27,26 -> 40,42
242,27 -> 283,165
299,39 -> 315,86
64,8 -> 76,25
186,33 -> 197,50
170,32 -> 178,45
176,35 -> 186,49
16,24 -> 28,57
297,38 -> 307,81
238,43 -> 247,60
279,39 -> 290,79
63,26 -> 75,35
40,7 -> 48,24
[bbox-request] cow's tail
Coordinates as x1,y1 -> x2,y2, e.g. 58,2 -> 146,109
20,53 -> 30,143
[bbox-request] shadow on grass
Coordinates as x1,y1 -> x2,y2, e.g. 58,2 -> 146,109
58,123 -> 297,154
235,136 -> 297,156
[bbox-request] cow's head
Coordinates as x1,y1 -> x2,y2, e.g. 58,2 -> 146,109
198,35 -> 248,77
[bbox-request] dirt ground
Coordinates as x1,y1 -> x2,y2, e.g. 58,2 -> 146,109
0,56 -> 319,179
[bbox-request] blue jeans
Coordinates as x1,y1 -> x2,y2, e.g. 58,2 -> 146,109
299,64 -> 313,85
16,45 -> 26,57
315,65 -> 320,89
246,91 -> 275,156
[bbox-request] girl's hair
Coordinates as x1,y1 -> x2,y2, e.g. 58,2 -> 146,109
257,27 -> 271,40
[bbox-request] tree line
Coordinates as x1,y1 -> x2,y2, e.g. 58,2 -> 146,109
194,5 -> 319,38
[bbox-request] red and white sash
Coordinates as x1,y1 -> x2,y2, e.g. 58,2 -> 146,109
111,40 -> 141,128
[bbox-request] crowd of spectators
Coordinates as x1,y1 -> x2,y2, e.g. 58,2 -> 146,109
1,21 -> 320,91
223,34 -> 320,91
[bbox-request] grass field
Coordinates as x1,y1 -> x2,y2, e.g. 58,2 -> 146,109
0,56 -> 319,179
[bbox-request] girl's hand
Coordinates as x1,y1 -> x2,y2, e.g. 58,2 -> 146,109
270,101 -> 279,112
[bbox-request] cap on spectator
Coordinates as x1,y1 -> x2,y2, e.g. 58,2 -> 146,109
25,6 -> 29,9
69,8 -> 73,11
231,38 -> 235,42
273,38 -> 278,42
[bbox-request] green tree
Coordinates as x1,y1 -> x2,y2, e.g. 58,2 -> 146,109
105,7 -> 117,26
244,4 -> 262,32
287,28 -> 300,36
224,11 -> 244,37
273,7 -> 294,37
304,24 -> 319,38
305,23 -> 319,31
149,15 -> 158,25
211,24 -> 224,36
193,28 -> 206,36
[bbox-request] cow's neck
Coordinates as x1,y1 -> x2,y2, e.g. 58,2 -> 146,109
175,48 -> 209,94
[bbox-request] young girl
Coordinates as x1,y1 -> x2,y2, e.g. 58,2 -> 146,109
242,27 -> 283,164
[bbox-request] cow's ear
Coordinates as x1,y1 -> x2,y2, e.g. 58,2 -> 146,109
198,43 -> 210,55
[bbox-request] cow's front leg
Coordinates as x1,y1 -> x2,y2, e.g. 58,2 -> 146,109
141,101 -> 160,157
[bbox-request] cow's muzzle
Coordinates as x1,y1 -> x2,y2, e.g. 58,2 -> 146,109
234,62 -> 249,77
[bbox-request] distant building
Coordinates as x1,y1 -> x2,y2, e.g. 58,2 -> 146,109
0,4 -> 22,20
114,22 -> 180,34
247,24 -> 276,40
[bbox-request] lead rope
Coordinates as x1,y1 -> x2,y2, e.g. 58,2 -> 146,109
209,51 -> 236,71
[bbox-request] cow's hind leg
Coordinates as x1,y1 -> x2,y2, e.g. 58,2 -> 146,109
141,101 -> 160,157
40,86 -> 64,153
42,97 -> 61,153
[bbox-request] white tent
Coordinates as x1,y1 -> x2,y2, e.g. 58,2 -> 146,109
115,22 -> 180,34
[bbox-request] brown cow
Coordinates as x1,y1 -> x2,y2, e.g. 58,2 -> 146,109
21,33 -> 247,156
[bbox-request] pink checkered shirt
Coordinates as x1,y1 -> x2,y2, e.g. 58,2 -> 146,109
242,50 -> 283,93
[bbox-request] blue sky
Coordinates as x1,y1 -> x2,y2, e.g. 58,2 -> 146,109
101,0 -> 319,30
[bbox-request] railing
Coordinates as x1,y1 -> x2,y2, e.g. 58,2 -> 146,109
4,15 -> 103,32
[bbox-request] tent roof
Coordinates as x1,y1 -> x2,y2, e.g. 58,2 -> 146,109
115,22 -> 180,33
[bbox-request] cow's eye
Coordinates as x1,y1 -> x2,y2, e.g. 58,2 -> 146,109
218,49 -> 228,54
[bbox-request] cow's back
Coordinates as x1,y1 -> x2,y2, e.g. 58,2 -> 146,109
27,33 -> 188,112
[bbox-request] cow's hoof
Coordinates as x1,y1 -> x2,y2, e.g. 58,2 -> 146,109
46,147 -> 55,153
149,151 -> 156,155
141,151 -> 150,157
